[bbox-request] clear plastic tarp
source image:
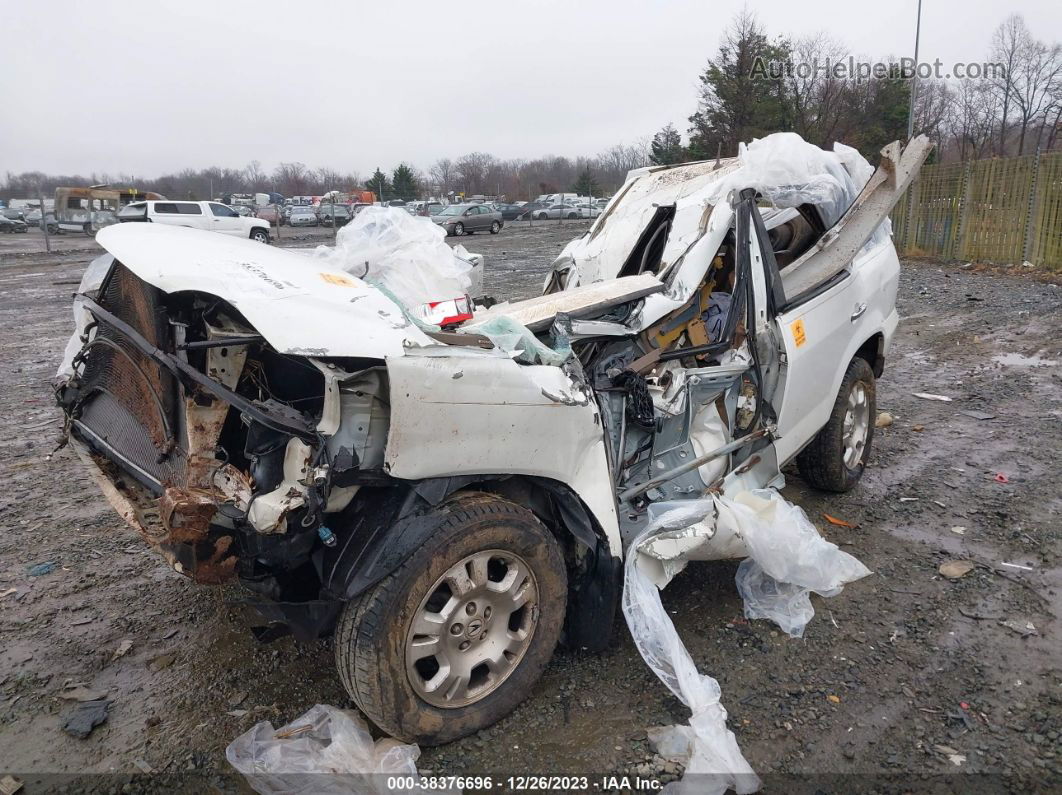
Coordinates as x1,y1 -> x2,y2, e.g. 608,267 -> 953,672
702,132 -> 891,251
313,207 -> 474,309
226,704 -> 457,795
623,488 -> 871,793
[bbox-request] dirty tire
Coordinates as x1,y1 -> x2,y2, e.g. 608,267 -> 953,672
334,493 -> 566,745
567,212 -> 579,220
490,221 -> 500,234
453,222 -> 464,236
797,356 -> 876,492
250,228 -> 270,243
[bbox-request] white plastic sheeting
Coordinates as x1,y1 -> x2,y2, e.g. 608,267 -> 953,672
702,132 -> 890,250
623,489 -> 871,792
461,315 -> 572,366
624,507 -> 761,795
314,207 -> 474,309
226,704 -> 456,795
56,253 -> 114,381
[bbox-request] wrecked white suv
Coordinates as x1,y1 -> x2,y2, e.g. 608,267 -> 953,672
56,133 -> 929,745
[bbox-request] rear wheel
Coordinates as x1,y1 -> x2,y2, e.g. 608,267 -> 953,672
797,356 -> 876,492
334,493 -> 566,745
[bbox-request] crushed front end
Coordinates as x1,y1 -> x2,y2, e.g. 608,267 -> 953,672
56,258 -> 389,637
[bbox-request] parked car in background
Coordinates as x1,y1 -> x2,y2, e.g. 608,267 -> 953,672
2,208 -> 26,221
318,205 -> 352,227
571,203 -> 603,219
496,203 -> 528,221
288,206 -> 319,227
0,215 -> 28,233
255,206 -> 281,226
532,204 -> 582,220
234,205 -> 255,218
25,208 -> 59,233
116,200 -> 271,242
431,203 -> 503,236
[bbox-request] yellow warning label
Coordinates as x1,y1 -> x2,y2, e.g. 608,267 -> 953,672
791,318 -> 807,348
319,272 -> 356,287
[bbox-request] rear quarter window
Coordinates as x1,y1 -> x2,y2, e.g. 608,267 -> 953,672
176,203 -> 203,215
154,203 -> 179,214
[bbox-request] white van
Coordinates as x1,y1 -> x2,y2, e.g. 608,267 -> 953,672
117,200 -> 271,243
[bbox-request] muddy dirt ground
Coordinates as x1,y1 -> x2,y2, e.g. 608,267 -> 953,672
0,220 -> 1059,791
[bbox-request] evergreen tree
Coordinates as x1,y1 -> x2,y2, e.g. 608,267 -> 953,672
650,123 -> 686,165
571,166 -> 598,196
686,11 -> 791,159
391,163 -> 419,201
365,167 -> 392,200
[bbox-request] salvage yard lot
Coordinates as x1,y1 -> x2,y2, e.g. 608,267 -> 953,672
0,222 -> 1059,787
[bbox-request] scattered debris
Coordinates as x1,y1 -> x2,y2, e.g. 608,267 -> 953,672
823,513 -> 858,529
950,526 -> 967,535
61,699 -> 111,739
913,392 -> 953,402
0,775 -> 23,795
958,607 -> 1002,620
147,653 -> 176,672
999,619 -> 1038,637
875,411 -> 894,428
827,694 -> 841,704
0,588 -> 16,599
70,616 -> 94,626
227,709 -> 249,718
226,704 -> 438,794
939,560 -> 976,579
26,562 -> 56,577
228,691 -> 247,708
110,639 -> 133,662
912,424 -> 924,432
994,472 -> 1010,483
899,497 -> 919,502
132,759 -> 154,774
958,409 -> 996,420
59,685 -> 108,702
999,561 -> 1033,571
160,628 -> 179,640
933,744 -> 967,765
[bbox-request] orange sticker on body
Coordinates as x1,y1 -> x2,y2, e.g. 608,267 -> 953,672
790,318 -> 807,347
319,272 -> 357,287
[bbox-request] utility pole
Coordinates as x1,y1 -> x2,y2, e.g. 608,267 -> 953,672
906,0 -> 923,140
38,188 -> 51,253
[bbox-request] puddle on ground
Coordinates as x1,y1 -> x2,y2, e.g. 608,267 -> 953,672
993,352 -> 1058,367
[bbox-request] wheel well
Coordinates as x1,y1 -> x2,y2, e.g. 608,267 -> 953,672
436,476 -> 620,652
855,333 -> 885,377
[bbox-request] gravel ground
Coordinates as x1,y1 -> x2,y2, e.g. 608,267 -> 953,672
0,220 -> 1059,791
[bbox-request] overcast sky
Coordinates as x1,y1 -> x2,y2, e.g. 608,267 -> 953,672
1,0 -> 1058,178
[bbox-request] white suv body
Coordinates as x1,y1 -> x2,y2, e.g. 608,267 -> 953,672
58,135 -> 929,745
117,200 -> 271,242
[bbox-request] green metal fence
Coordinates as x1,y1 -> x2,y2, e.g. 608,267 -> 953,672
891,150 -> 1062,270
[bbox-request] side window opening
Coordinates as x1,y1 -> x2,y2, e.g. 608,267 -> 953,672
617,205 -> 676,278
176,203 -> 203,215
154,202 -> 179,214
764,203 -> 826,270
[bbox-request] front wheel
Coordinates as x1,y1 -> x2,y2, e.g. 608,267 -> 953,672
452,222 -> 465,236
797,356 -> 876,492
334,493 -> 567,745
567,213 -> 578,220
490,221 -> 500,234
250,228 -> 270,243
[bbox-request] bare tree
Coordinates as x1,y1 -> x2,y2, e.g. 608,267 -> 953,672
428,158 -> 455,197
1011,36 -> 1062,153
244,160 -> 267,192
990,15 -> 1028,155
787,32 -> 849,146
273,162 -> 309,196
454,152 -> 497,195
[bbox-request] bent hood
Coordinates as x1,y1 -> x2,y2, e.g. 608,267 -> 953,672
95,223 -> 434,357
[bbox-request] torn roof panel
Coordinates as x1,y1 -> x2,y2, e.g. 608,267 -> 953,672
95,223 -> 434,358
